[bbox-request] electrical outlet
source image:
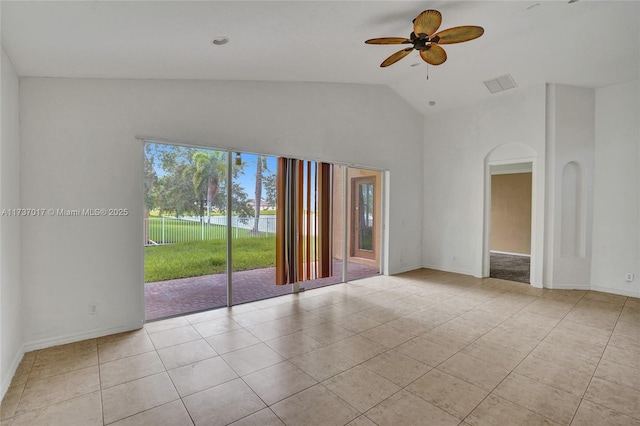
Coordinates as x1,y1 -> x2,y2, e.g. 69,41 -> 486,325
89,303 -> 99,315
625,273 -> 635,282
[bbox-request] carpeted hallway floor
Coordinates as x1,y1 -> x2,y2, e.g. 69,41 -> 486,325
489,252 -> 530,284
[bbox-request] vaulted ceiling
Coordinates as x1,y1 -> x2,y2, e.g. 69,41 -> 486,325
2,1 -> 638,115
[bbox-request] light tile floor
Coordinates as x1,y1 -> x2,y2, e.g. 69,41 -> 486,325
2,269 -> 639,425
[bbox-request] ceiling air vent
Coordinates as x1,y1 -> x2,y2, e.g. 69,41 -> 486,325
483,74 -> 517,94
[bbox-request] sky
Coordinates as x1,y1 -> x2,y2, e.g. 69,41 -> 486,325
145,141 -> 277,200
235,153 -> 277,196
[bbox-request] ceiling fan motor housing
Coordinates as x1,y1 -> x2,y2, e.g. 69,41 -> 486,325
410,32 -> 440,50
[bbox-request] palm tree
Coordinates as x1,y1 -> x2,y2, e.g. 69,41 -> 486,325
191,151 -> 226,224
249,155 -> 268,236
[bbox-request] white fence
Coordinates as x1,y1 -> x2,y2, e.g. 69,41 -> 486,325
145,215 -> 276,245
181,215 -> 277,233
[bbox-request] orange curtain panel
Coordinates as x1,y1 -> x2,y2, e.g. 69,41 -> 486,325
276,157 -> 333,285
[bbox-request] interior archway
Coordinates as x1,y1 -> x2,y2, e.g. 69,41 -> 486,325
483,143 -> 540,286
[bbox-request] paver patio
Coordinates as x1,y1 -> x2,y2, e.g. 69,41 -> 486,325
145,260 -> 378,320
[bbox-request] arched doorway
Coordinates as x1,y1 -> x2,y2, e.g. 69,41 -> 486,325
483,143 -> 542,287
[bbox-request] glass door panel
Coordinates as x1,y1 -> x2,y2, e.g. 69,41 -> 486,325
143,142 -> 227,320
346,167 -> 381,279
230,152 -> 285,304
353,177 -> 375,258
295,161 -> 342,291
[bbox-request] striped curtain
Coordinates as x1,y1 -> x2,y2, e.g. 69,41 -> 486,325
276,158 -> 333,285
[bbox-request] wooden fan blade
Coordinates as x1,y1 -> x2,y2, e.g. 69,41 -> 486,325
365,37 -> 411,45
381,48 -> 413,67
413,10 -> 442,36
419,44 -> 447,65
433,26 -> 484,44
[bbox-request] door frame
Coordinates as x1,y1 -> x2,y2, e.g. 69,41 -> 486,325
142,138 -> 390,321
350,176 -> 376,260
483,158 -> 537,285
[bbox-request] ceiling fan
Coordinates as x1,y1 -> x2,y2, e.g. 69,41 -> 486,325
365,9 -> 484,67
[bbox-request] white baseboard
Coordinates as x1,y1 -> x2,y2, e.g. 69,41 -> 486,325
23,322 -> 143,353
490,250 -> 531,257
1,343 -> 26,401
388,264 -> 424,276
421,263 -> 476,277
548,284 -> 638,298
591,285 -> 640,298
3,322 -> 143,399
546,283 -> 591,291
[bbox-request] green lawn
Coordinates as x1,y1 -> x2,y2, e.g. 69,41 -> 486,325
144,237 -> 276,282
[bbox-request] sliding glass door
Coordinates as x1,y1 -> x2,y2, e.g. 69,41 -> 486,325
144,142 -> 383,320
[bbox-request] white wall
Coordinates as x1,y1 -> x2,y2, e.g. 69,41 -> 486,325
1,48 -> 23,397
423,84 -> 546,284
544,84 -> 595,289
424,79 -> 640,297
591,80 -> 640,297
19,78 -> 423,348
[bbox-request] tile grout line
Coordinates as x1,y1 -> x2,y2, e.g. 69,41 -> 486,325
400,289 -> 545,423
567,295 -> 629,425
96,339 -> 106,426
455,289 -> 585,426
459,291 -> 635,425
5,275 -> 639,425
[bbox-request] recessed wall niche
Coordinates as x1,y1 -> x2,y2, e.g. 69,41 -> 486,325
560,161 -> 584,258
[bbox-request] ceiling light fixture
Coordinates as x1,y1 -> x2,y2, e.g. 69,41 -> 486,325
429,101 -> 436,106
212,36 -> 229,46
